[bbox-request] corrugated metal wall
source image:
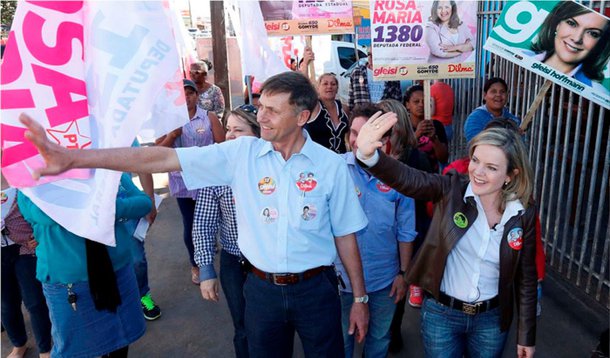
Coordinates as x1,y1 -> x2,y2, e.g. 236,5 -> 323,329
448,0 -> 609,308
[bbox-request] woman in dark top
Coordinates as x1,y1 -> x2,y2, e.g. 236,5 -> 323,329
404,85 -> 448,172
356,115 -> 537,358
305,73 -> 350,153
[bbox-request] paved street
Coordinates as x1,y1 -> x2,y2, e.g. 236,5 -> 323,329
3,180 -> 607,357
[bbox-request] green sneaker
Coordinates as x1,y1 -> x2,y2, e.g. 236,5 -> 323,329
141,293 -> 161,321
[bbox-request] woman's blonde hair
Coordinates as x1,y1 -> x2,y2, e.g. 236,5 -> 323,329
378,99 -> 417,158
468,128 -> 533,210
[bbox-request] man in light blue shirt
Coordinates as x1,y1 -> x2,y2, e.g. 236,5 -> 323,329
337,104 -> 417,357
20,71 -> 370,357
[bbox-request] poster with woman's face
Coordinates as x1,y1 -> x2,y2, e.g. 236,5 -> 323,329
485,1 -> 610,109
370,0 -> 478,81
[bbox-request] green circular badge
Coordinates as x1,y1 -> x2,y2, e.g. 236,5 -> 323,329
453,212 -> 468,228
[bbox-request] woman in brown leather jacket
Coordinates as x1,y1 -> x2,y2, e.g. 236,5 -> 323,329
355,111 -> 537,358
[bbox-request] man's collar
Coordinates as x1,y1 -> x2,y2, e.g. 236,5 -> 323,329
256,129 -> 315,163
345,151 -> 357,165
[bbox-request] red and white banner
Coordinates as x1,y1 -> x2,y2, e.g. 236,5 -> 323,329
1,1 -> 187,245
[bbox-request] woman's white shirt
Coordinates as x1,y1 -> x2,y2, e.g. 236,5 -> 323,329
440,184 -> 525,302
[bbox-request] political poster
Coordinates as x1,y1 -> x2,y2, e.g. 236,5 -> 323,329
259,0 -> 354,36
0,1 -> 187,245
370,0 -> 477,80
353,0 -> 372,47
485,1 -> 610,109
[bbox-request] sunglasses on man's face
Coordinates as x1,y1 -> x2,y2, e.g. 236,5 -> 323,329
190,70 -> 206,75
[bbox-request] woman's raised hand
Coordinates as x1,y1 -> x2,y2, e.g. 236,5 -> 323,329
355,111 -> 397,160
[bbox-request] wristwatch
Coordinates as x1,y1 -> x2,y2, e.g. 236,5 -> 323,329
354,294 -> 369,304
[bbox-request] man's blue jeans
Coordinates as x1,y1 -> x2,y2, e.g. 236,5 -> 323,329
421,296 -> 508,358
1,246 -> 52,353
341,284 -> 396,358
219,250 -> 248,358
244,268 -> 343,358
130,238 -> 149,297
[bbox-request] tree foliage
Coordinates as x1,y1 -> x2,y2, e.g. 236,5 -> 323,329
1,1 -> 18,30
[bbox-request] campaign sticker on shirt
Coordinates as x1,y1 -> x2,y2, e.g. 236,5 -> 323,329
258,177 -> 276,195
507,227 -> 524,251
296,172 -> 317,192
0,191 -> 7,204
301,204 -> 317,221
376,180 -> 391,193
453,212 -> 468,228
261,207 -> 278,224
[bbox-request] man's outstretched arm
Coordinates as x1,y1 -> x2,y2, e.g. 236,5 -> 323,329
20,113 -> 181,179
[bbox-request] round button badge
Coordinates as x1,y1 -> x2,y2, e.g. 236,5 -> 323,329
258,177 -> 276,195
301,204 -> 317,221
453,212 -> 468,228
507,227 -> 524,250
296,172 -> 317,192
261,207 -> 278,224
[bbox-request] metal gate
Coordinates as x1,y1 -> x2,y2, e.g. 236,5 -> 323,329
447,0 -> 610,308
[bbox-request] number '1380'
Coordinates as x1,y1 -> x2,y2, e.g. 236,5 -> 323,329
373,25 -> 423,43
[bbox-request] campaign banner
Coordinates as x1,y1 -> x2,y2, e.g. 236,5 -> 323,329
370,0 -> 477,80
260,0 -> 354,36
485,1 -> 610,109
1,2 -> 91,188
236,1 -> 291,86
0,1 -> 187,245
353,0 -> 371,47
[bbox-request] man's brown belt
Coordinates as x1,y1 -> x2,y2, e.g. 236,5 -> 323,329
250,265 -> 330,286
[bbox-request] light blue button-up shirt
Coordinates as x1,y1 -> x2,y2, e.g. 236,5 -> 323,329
335,152 -> 417,293
176,131 -> 368,273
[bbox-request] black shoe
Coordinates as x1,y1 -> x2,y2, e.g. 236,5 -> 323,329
141,293 -> 162,321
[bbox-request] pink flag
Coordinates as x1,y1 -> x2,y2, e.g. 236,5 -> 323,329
1,1 -> 187,245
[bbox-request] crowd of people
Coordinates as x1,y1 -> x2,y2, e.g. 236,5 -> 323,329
4,43 -> 547,358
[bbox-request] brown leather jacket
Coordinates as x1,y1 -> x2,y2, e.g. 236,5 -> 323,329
364,152 -> 537,347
